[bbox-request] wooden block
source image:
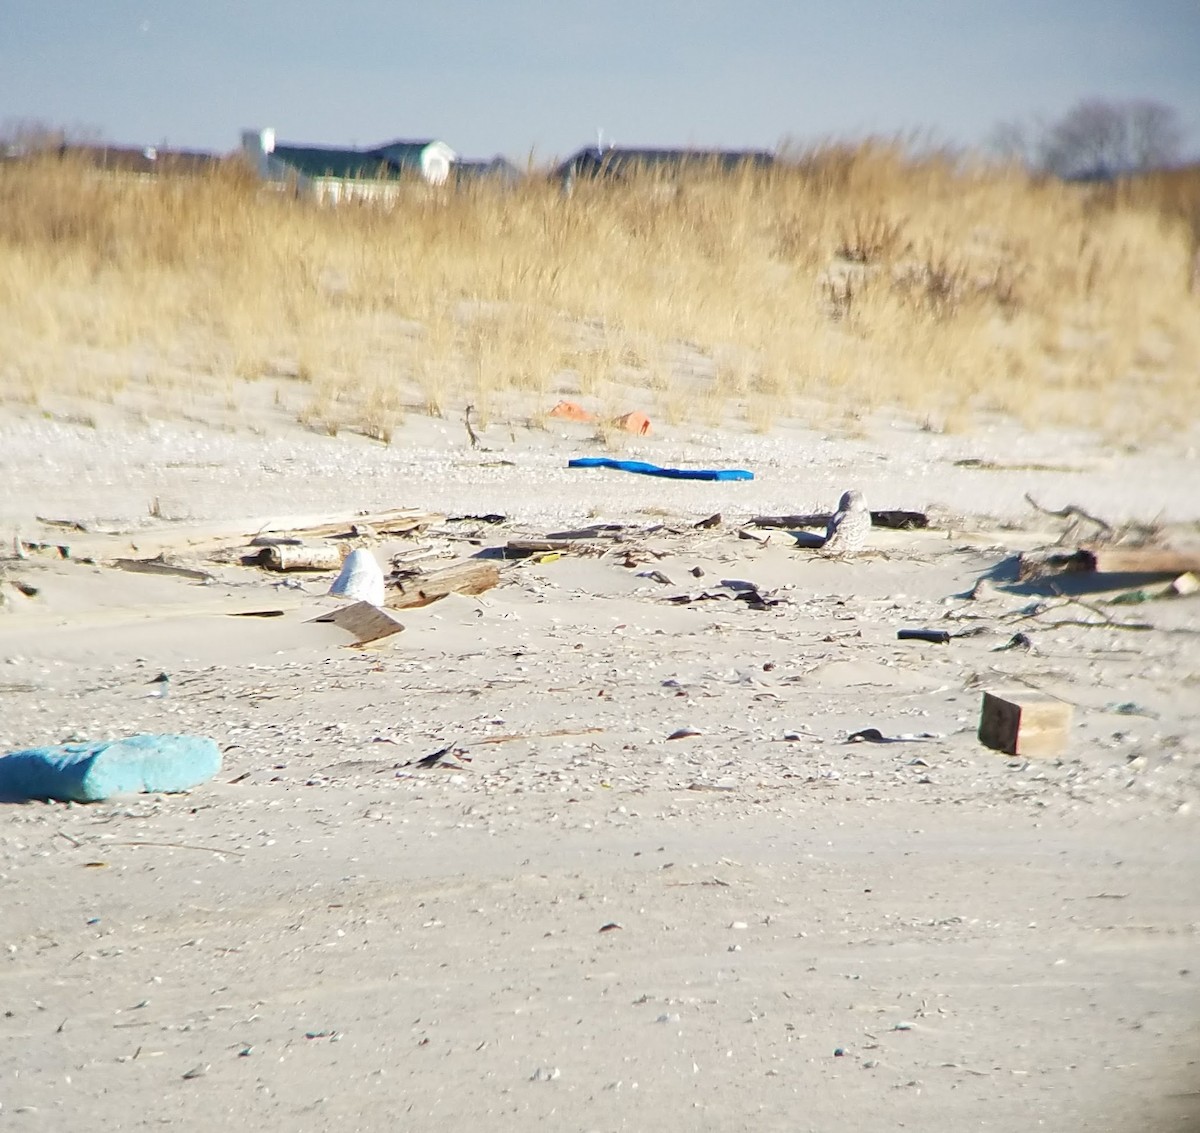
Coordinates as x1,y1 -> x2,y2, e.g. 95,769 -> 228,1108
978,690 -> 1072,758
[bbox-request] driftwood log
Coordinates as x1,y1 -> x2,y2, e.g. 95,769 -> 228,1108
387,560 -> 500,609
1018,545 -> 1200,582
260,544 -> 345,572
752,510 -> 928,530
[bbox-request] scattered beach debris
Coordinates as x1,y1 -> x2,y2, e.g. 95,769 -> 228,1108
406,744 -> 463,770
612,410 -> 652,435
548,400 -> 594,423
146,672 -> 170,698
1170,571 -> 1199,597
1023,494 -> 1164,546
978,690 -> 1073,759
666,727 -> 703,740
897,629 -> 952,644
12,539 -> 71,559
737,527 -> 770,545
310,601 -> 406,645
0,734 -> 221,803
666,582 -> 784,609
845,728 -> 940,744
568,457 -> 754,481
993,632 -> 1034,652
34,516 -> 89,532
1105,701 -> 1158,719
955,458 -> 1086,473
329,547 -> 386,605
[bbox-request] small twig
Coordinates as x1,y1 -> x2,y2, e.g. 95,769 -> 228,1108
1050,585 -> 1153,630
1024,493 -> 1113,533
466,726 -> 604,747
116,840 -> 244,857
1036,618 -> 1153,631
463,405 -> 480,449
57,830 -> 83,848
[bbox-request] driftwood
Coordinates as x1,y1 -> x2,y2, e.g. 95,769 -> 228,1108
752,510 -> 927,530
260,544 -> 345,572
387,560 -> 500,609
1023,494 -> 1112,534
505,539 -> 576,557
310,601 -> 405,644
543,524 -> 627,540
259,509 -> 444,542
111,554 -> 213,582
1018,545 -> 1200,582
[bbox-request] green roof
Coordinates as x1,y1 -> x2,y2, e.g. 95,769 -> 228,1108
272,145 -> 406,181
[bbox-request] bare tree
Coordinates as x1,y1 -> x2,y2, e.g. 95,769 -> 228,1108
990,99 -> 1185,179
0,117 -> 103,156
987,118 -> 1038,167
1125,99 -> 1185,171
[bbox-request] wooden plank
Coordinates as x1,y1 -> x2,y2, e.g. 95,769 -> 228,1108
310,601 -> 405,645
978,690 -> 1072,758
386,561 -> 500,609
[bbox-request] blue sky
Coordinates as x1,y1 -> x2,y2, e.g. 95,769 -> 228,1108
2,1 -> 1197,162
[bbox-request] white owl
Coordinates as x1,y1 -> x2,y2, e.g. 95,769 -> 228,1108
822,489 -> 871,554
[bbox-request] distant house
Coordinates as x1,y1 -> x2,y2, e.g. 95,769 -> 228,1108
1,141 -> 220,179
241,128 -> 458,202
454,155 -> 522,188
555,145 -> 775,191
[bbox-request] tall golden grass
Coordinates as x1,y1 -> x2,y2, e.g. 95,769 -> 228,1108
1,143 -> 1197,439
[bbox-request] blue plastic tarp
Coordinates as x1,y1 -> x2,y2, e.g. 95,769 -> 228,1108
568,458 -> 754,481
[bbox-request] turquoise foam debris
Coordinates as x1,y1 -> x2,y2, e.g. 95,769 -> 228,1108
0,734 -> 222,803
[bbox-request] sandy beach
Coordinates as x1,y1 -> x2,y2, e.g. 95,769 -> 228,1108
1,405 -> 1198,1131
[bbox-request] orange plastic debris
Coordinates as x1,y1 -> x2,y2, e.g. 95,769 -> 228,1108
613,411 -> 652,435
548,400 -> 595,422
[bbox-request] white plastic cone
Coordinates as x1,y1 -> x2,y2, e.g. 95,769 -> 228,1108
328,548 -> 385,606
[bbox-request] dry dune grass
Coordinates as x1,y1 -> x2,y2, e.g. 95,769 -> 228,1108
1,143 -> 1197,440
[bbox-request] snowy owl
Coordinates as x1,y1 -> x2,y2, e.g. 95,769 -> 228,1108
822,489 -> 871,554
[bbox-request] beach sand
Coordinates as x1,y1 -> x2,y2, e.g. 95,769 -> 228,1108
1,404 -> 1198,1131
